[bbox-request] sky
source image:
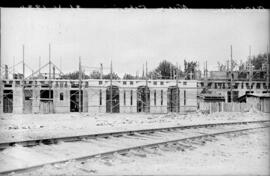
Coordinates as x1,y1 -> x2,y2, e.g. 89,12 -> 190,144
1,9 -> 269,77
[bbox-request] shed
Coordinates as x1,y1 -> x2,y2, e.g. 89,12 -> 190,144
198,93 -> 225,103
237,93 -> 270,113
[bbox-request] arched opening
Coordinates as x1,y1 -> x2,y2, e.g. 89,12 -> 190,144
137,86 -> 150,112
167,86 -> 180,112
106,85 -> 120,113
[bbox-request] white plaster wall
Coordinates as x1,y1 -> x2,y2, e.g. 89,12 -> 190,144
12,88 -> 23,113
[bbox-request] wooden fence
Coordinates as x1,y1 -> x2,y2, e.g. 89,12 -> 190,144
199,102 -> 253,114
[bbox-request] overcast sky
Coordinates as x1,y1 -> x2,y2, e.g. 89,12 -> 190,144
1,9 -> 269,77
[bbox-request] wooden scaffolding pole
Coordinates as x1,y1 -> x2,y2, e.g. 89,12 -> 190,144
267,45 -> 269,93
249,45 -> 252,94
22,45 -> 25,112
48,43 -> 53,113
79,57 -> 82,113
145,61 -> 149,113
176,62 -> 179,112
110,60 -> 113,113
0,8 -> 2,114
230,45 -> 233,102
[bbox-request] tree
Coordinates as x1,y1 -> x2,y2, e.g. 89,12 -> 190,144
102,72 -> 120,79
231,59 -> 238,71
61,71 -> 90,79
217,62 -> 227,71
184,60 -> 198,80
153,60 -> 177,79
90,70 -> 102,79
123,73 -> 136,79
250,53 -> 269,70
238,60 -> 245,71
148,70 -> 162,79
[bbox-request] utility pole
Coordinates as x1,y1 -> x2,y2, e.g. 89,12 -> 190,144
110,60 -> 113,113
22,45 -> 25,112
170,64 -> 172,80
23,45 -> 25,79
267,45 -> 269,93
100,63 -> 103,79
142,64 -> 144,78
39,56 -> 41,76
176,63 -> 179,112
230,45 -> 233,102
205,61 -> 208,90
13,56 -> 15,78
145,61 -> 149,113
79,57 -> 82,113
48,44 -> 52,113
249,45 -> 252,94
0,8 -> 2,114
206,61 -> 208,80
60,57 -> 62,77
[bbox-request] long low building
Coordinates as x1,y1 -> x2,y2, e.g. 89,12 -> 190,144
0,79 -> 198,114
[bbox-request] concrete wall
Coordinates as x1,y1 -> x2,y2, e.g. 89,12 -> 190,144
54,89 -> 70,113
32,87 -> 40,113
150,88 -> 167,113
261,98 -> 270,113
13,87 -> 23,113
246,97 -> 260,109
83,89 -> 88,112
180,88 -> 197,112
1,79 -> 239,114
87,87 -> 106,113
119,88 -> 137,113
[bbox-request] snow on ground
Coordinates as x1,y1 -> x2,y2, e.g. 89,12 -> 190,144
11,126 -> 270,175
0,109 -> 269,142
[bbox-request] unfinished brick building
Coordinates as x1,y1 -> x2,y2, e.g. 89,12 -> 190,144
0,79 -> 198,114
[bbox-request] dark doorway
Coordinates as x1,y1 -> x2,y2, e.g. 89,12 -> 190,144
40,90 -> 53,99
24,90 -> 32,113
3,90 -> 13,113
106,86 -> 120,113
70,90 -> 83,112
137,86 -> 150,112
227,91 -> 239,102
167,86 -> 180,112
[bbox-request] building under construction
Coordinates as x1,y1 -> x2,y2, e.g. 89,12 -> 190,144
0,78 -> 198,114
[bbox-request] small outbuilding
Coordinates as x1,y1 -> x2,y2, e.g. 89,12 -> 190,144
237,93 -> 270,113
198,93 -> 225,103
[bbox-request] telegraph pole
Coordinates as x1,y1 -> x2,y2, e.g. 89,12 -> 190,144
79,57 -> 82,113
100,63 -> 103,79
230,45 -> 233,102
142,64 -> 144,78
176,63 -> 179,112
48,44 -> 52,113
267,45 -> 269,93
0,8 -> 2,114
170,64 -> 172,79
13,56 -> 15,77
22,45 -> 25,112
39,56 -> 41,76
205,61 -> 208,90
249,46 -> 252,94
110,60 -> 113,113
23,45 -> 25,79
146,61 -> 149,113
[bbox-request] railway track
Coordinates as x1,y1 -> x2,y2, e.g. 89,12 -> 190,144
0,120 -> 269,175
1,120 -> 269,150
